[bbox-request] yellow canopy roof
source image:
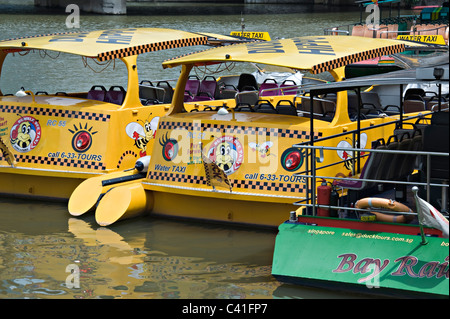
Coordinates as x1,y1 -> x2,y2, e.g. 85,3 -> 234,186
163,36 -> 421,74
0,28 -> 209,61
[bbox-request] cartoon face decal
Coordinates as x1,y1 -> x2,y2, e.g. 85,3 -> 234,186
159,132 -> 179,162
249,141 -> 274,158
126,115 -> 159,157
336,133 -> 367,171
10,116 -> 41,153
206,136 -> 243,175
281,147 -> 305,171
68,123 -> 98,153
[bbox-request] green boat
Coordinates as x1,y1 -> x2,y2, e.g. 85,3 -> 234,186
273,217 -> 448,297
272,66 -> 449,298
326,1 -> 449,79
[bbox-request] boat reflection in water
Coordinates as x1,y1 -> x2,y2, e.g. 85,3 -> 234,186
0,197 -> 282,299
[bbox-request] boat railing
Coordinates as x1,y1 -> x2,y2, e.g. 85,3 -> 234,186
324,20 -> 448,41
409,24 -> 449,37
290,115 -> 449,218
292,145 -> 448,218
254,81 -> 323,99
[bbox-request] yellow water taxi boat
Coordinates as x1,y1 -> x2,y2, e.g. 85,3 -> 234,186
0,28 -> 265,200
68,35 -> 433,227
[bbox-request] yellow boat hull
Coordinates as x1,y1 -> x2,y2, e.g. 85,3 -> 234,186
149,189 -> 295,228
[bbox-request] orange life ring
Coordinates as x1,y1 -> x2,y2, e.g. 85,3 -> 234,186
355,197 -> 413,223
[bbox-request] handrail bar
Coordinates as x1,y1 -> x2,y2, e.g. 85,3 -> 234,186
297,112 -> 431,145
291,141 -> 449,215
292,202 -> 419,216
291,144 -> 449,157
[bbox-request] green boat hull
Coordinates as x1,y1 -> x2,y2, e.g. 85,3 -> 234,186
272,221 -> 449,297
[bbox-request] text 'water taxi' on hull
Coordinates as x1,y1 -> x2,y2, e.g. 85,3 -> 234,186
67,35 -> 437,227
0,28 -> 263,200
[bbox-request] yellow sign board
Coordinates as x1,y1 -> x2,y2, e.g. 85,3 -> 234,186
230,31 -> 271,41
396,34 -> 446,45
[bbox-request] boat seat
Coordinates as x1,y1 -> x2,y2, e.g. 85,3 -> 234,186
197,76 -> 218,100
437,24 -> 447,37
276,100 -> 297,116
321,99 -> 336,118
376,24 -> 389,38
259,78 -> 280,96
351,24 -> 365,37
87,85 -> 107,102
237,73 -> 258,92
347,92 -> 359,118
445,26 -> 449,44
404,88 -> 425,99
218,84 -> 238,99
254,100 -> 278,114
426,96 -> 447,110
418,24 -> 438,35
280,80 -> 298,95
234,103 -> 254,112
336,138 -> 386,191
157,81 -> 174,103
192,92 -> 214,102
404,99 -> 426,113
373,135 -> 399,182
104,86 -> 126,105
360,91 -> 383,114
184,75 -> 200,101
363,25 -> 375,38
398,128 -> 423,178
430,102 -> 449,112
235,90 -> 259,106
422,111 -> 449,180
386,132 -> 412,181
139,82 -> 165,105
299,96 -> 324,118
387,24 -> 398,39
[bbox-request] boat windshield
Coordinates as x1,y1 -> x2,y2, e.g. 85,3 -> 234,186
0,51 -> 128,95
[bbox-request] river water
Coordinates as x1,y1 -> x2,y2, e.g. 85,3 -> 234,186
0,1 -> 415,301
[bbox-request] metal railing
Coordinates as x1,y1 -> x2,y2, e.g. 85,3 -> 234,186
290,125 -> 449,218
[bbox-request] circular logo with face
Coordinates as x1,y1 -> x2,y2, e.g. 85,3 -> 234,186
72,130 -> 93,153
10,116 -> 41,153
206,136 -> 243,175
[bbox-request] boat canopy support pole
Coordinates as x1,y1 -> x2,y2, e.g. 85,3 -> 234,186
120,55 -> 141,109
399,84 -> 403,128
310,92 -> 316,216
167,63 -> 193,115
356,88 -> 361,175
329,67 -> 351,126
0,52 -> 7,96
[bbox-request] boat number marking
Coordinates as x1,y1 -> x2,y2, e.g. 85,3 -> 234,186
46,120 -> 67,127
